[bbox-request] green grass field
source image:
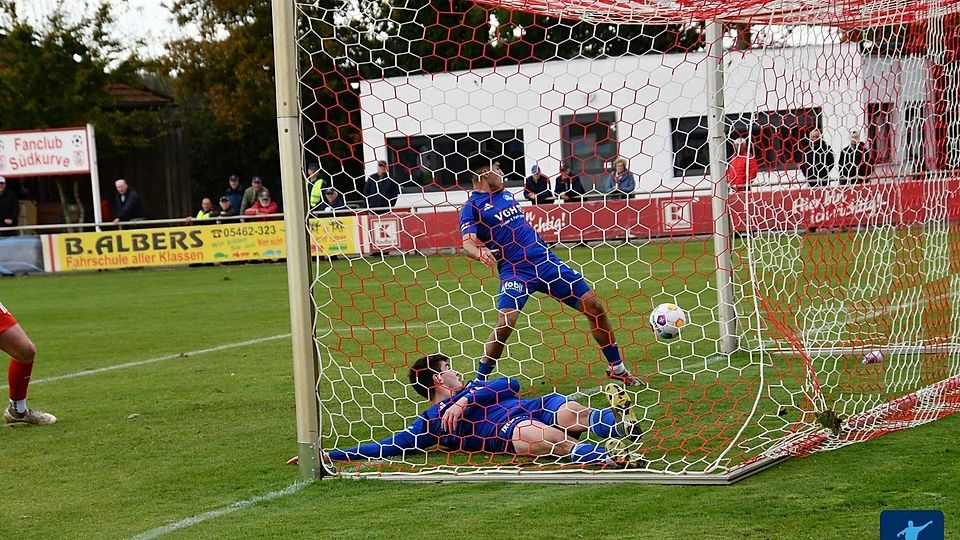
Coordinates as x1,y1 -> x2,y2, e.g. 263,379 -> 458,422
0,250 -> 957,538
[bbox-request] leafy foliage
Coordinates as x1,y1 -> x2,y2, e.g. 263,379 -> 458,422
0,0 -> 161,158
167,0 -> 280,200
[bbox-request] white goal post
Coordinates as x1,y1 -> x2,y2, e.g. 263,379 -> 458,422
273,0 -> 960,482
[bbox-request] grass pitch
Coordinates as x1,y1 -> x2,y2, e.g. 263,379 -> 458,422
0,258 -> 957,539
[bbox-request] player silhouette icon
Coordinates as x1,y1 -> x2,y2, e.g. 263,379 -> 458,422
897,520 -> 934,540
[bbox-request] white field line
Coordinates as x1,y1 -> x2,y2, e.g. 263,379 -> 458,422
796,289 -> 959,342
0,333 -> 291,391
128,481 -> 308,540
5,311 -> 652,391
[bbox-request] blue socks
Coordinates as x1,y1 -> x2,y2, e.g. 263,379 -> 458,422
476,361 -> 494,381
589,408 -> 623,439
602,343 -> 623,368
570,442 -> 613,466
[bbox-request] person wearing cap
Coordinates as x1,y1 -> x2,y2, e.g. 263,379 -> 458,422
523,164 -> 554,205
243,188 -> 280,219
240,176 -> 265,214
363,160 -> 398,213
554,164 -> 585,204
211,195 -> 239,223
599,158 -> 636,200
223,174 -> 244,211
315,187 -> 347,214
0,177 -> 19,236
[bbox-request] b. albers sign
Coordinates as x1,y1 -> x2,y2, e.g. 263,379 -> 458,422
0,127 -> 92,176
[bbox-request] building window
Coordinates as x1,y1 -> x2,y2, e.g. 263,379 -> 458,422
867,102 -> 894,164
670,108 -> 821,177
752,108 -> 821,171
560,112 -> 618,189
385,130 -> 524,189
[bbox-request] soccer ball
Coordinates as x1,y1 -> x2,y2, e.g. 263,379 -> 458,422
649,303 -> 686,340
861,350 -> 884,365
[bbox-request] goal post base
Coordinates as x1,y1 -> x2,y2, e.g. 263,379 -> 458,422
327,455 -> 787,485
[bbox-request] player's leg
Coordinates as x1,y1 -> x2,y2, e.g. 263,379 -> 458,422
1,322 -> 56,425
477,278 -> 529,380
510,419 -> 641,467
509,419 -> 575,458
543,259 -> 642,386
550,398 -> 641,442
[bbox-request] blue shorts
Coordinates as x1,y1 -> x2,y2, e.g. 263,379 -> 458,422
498,255 -> 592,311
496,393 -> 570,454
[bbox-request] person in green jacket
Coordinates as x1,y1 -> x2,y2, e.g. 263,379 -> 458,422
240,176 -> 265,214
307,163 -> 326,210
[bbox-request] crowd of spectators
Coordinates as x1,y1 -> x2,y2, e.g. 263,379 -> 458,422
0,127 -> 893,236
728,128 -> 876,190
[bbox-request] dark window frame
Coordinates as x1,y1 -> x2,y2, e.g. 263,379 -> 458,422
385,129 -> 525,191
670,108 -> 822,177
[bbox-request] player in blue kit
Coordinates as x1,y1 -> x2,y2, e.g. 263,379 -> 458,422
459,156 -> 642,386
324,354 -> 643,467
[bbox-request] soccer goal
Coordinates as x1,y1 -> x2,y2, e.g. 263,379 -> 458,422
273,0 -> 960,481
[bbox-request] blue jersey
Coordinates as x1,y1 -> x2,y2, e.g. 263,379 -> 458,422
327,378 -> 568,461
459,189 -> 551,273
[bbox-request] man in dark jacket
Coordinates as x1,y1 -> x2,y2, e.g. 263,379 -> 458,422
0,177 -> 19,236
112,178 -> 144,223
554,164 -> 585,203
211,196 -> 240,223
524,165 -> 554,205
223,174 -> 244,211
838,130 -> 872,185
801,129 -> 835,187
316,187 -> 348,213
363,160 -> 399,213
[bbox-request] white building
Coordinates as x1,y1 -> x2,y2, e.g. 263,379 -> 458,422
357,44 -> 933,209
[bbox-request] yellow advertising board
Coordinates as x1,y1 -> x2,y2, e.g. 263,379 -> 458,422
44,217 -> 359,272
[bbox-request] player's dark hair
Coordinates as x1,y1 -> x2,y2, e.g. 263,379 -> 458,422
409,354 -> 449,400
468,154 -> 493,178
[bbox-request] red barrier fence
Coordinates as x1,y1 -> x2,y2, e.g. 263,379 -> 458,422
361,178 -> 960,254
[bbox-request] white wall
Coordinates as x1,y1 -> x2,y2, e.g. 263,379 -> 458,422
358,44 -> 918,207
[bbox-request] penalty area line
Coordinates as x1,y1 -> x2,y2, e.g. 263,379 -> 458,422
0,333 -> 291,391
128,481 -> 309,540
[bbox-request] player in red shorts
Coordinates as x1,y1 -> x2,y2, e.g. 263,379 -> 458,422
1,302 -> 56,425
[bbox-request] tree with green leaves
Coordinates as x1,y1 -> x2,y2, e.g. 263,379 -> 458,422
166,0 -> 281,202
167,0 -> 704,199
0,1 -> 166,223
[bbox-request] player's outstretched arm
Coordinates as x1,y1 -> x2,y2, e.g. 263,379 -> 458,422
462,234 -> 497,269
327,417 -> 438,461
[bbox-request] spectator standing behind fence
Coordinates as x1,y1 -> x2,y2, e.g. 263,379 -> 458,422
364,160 -> 398,212
316,187 -> 347,214
211,196 -> 239,223
0,177 -> 19,236
524,165 -> 554,204
112,179 -> 144,224
244,189 -> 279,219
187,197 -> 215,223
726,139 -> 758,191
600,158 -> 636,199
554,164 -> 585,203
240,176 -> 265,214
223,174 -> 244,211
801,129 -> 834,187
307,163 -> 328,210
838,129 -> 873,185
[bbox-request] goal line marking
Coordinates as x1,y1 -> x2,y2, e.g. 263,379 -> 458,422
128,481 -> 308,540
0,333 -> 292,391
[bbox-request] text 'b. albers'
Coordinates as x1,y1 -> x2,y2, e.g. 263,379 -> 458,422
63,231 -> 203,256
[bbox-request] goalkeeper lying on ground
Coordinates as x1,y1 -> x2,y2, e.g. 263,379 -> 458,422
320,354 -> 644,468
